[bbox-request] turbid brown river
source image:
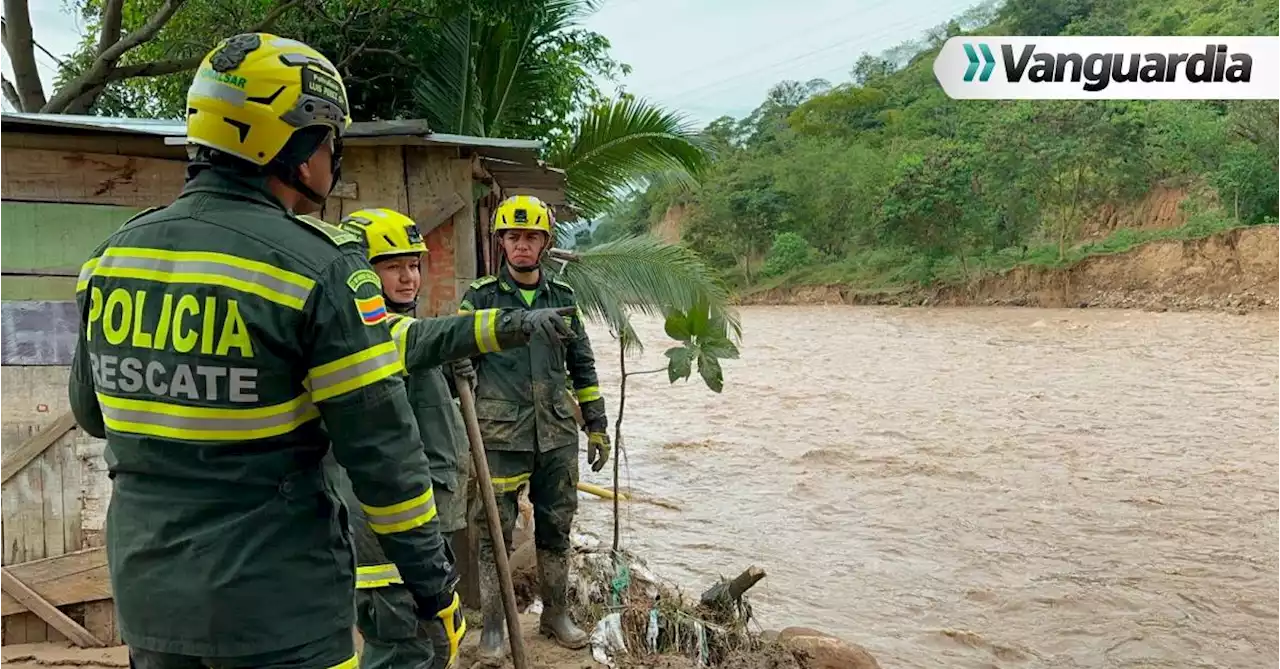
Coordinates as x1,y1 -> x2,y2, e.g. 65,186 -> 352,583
574,306 -> 1278,669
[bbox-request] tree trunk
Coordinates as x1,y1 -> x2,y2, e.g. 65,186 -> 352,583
699,566 -> 766,613
3,0 -> 48,111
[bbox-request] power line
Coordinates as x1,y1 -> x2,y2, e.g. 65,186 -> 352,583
658,14 -> 926,107
660,14 -> 927,104
648,3 -> 892,88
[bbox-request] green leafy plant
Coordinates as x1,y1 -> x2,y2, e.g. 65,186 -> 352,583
605,295 -> 740,559
661,297 -> 740,393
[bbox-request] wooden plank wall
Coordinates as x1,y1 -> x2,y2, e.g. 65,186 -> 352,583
1,147 -> 185,207
322,145 -> 478,316
1,143 -> 480,315
1,366 -> 116,645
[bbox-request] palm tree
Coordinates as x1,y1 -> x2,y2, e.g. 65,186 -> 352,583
410,0 -> 736,352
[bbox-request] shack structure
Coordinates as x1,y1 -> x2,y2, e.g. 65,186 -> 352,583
0,112 -> 568,646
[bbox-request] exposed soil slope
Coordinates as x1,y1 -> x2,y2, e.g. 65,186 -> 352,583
742,225 -> 1278,312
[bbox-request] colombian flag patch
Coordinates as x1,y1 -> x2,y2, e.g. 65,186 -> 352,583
355,294 -> 389,325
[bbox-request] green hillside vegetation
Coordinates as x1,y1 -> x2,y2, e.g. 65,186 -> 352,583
591,0 -> 1280,290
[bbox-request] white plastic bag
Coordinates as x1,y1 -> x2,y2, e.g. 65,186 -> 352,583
590,612 -> 627,667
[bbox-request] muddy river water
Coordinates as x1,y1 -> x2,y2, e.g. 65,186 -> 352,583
573,306 -> 1278,669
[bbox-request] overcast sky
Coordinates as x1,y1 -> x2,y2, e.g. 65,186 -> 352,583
2,0 -> 977,125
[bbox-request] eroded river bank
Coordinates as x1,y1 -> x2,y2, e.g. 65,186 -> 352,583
577,305 -> 1279,669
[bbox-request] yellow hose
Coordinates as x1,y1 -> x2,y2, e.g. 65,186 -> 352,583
577,481 -> 628,501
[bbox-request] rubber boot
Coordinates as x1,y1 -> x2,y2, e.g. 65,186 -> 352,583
475,554 -> 508,667
537,549 -> 589,649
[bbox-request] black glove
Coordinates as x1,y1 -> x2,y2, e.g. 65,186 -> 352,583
450,358 -> 476,390
518,306 -> 576,341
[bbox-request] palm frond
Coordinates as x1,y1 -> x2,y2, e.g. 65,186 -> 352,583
550,96 -> 711,219
474,18 -> 532,137
412,12 -> 483,136
475,0 -> 595,137
548,235 -> 741,352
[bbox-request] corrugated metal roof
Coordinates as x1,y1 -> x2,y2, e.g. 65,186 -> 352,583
0,112 -> 543,151
481,157 -> 569,208
1,112 -> 186,136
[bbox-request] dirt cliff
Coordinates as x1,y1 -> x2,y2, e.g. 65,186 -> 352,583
741,225 -> 1278,313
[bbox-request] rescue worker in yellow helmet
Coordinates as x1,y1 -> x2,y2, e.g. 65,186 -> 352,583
334,207 -> 578,669
68,34 -> 452,668
458,195 -> 610,665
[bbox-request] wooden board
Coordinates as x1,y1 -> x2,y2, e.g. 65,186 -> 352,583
450,158 -> 478,296
323,145 -> 409,221
3,132 -> 187,161
1,569 -> 104,647
1,301 -> 80,365
0,548 -> 110,616
1,148 -> 185,207
406,149 -> 458,317
405,149 -> 479,316
1,412 -> 77,484
1,202 -> 147,273
1,367 -> 100,645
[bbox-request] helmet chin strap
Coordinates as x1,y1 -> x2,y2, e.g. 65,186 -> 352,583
270,129 -> 342,208
385,296 -> 417,314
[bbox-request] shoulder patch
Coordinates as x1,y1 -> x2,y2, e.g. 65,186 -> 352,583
293,214 -> 363,247
550,278 -> 575,293
470,275 -> 498,290
354,294 -> 390,326
346,268 -> 382,293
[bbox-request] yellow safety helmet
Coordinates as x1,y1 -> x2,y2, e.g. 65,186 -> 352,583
341,208 -> 427,263
186,33 -> 351,166
492,195 -> 553,236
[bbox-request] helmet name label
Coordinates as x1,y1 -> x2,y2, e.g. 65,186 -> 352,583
199,68 -> 247,89
301,67 -> 347,110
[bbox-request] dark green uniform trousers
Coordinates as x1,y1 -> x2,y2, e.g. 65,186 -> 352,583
477,444 -> 580,563
355,586 -> 442,669
129,629 -> 354,669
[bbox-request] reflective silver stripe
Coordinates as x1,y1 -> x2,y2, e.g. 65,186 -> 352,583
492,473 -> 531,493
308,344 -> 401,398
389,316 -> 414,370
96,253 -> 311,304
189,75 -> 247,105
475,309 -> 500,353
77,258 -> 99,291
97,394 -> 318,437
363,489 -> 437,534
356,564 -> 403,587
390,316 -> 415,338
391,316 -> 415,348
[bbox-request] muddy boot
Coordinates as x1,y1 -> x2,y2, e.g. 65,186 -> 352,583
537,549 -> 589,649
476,555 -> 508,667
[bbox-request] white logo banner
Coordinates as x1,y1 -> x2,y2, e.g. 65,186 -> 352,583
933,36 -> 1280,100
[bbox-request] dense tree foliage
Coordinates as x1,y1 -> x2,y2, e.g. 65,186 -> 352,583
600,0 -> 1279,288
54,0 -> 627,132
